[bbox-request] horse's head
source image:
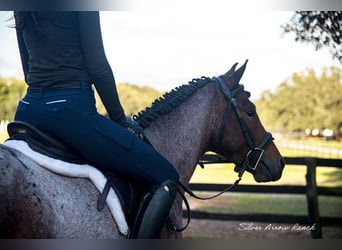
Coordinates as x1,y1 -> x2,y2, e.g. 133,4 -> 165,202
211,61 -> 284,182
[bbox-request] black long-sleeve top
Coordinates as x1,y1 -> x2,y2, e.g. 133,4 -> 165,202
16,11 -> 124,121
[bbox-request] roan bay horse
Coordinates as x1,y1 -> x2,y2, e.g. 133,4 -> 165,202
0,61 -> 284,238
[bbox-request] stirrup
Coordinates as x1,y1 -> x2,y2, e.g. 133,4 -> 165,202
130,180 -> 178,239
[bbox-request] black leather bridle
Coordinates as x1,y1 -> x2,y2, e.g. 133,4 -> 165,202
175,76 -> 274,233
213,76 -> 273,177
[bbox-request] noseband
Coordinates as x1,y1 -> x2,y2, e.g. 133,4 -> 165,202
213,76 -> 273,177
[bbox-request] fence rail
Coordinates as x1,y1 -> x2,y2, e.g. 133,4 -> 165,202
279,140 -> 342,157
185,155 -> 342,239
0,120 -> 9,133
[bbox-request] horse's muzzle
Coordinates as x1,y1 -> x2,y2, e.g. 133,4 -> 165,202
253,157 -> 285,182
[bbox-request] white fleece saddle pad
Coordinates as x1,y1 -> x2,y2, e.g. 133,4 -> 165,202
4,139 -> 129,236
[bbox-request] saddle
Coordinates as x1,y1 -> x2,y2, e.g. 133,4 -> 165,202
6,121 -> 147,227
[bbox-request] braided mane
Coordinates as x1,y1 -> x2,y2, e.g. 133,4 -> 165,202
134,76 -> 211,128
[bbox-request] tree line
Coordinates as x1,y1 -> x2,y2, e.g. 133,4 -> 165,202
255,66 -> 342,134
0,77 -> 162,121
0,77 -> 26,121
1,66 -> 342,134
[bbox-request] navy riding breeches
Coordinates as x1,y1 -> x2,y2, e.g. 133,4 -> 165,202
14,84 -> 179,185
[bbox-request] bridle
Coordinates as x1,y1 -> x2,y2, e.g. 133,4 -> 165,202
213,76 -> 273,177
179,76 -> 273,197
172,75 -> 274,233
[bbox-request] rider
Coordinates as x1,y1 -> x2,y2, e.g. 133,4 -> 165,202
13,11 -> 179,238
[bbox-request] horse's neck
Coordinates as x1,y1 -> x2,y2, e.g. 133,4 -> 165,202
144,82 -> 219,184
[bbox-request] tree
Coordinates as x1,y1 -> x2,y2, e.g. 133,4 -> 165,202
0,76 -> 162,121
93,83 -> 162,116
255,67 -> 342,134
0,77 -> 26,121
116,83 -> 162,115
282,11 -> 342,63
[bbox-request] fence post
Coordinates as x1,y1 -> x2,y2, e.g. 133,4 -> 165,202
304,157 -> 322,239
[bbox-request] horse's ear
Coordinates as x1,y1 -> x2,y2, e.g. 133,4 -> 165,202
223,60 -> 248,86
224,62 -> 239,77
231,59 -> 248,84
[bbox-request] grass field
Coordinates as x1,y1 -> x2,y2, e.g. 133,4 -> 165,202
190,162 -> 342,187
188,192 -> 342,218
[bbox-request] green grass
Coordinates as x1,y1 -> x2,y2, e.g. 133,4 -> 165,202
190,193 -> 342,218
190,163 -> 342,187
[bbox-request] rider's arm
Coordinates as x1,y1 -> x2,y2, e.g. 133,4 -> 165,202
16,28 -> 29,83
77,11 -> 126,123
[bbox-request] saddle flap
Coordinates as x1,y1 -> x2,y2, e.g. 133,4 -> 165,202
7,121 -> 87,164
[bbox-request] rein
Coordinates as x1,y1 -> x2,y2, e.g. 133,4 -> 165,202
172,76 -> 273,233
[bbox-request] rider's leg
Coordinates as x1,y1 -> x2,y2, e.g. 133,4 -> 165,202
130,179 -> 178,239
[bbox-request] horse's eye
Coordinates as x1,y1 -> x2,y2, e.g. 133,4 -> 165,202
247,109 -> 256,117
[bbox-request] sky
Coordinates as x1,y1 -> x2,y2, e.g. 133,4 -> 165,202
0,5 -> 341,99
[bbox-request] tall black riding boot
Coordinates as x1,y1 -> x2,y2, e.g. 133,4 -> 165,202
130,180 -> 178,239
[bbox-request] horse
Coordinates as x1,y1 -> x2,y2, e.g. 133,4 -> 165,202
0,61 -> 284,238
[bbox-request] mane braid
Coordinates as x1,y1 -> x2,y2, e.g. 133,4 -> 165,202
134,76 -> 211,128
